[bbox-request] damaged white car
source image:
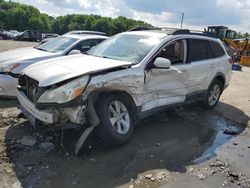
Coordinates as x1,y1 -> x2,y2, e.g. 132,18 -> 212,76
0,33 -> 107,97
17,30 -> 232,154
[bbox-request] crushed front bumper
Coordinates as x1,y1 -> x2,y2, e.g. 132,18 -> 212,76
17,90 -> 58,126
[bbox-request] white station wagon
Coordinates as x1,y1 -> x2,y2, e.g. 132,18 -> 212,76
17,29 -> 232,154
0,33 -> 107,97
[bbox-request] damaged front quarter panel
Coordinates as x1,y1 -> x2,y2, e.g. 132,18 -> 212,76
85,66 -> 145,106
61,105 -> 87,124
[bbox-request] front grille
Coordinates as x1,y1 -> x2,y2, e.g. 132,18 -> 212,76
26,77 -> 38,102
18,74 -> 44,103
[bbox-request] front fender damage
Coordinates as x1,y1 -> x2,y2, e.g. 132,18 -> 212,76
41,68 -> 141,155
74,94 -> 100,155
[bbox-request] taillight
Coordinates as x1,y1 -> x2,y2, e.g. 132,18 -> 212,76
228,56 -> 233,64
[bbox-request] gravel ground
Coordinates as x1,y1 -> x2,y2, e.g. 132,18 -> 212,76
0,40 -> 249,188
0,40 -> 37,52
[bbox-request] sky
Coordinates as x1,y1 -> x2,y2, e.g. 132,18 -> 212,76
12,0 -> 250,33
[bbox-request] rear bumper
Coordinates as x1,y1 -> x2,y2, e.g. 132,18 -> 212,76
17,90 -> 57,126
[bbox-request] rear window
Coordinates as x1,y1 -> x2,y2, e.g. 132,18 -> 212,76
187,39 -> 213,62
210,41 -> 225,58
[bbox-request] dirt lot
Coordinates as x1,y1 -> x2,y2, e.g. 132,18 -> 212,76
0,40 -> 38,52
0,40 -> 249,188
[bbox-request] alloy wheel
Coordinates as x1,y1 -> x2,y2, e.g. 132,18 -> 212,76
108,100 -> 130,134
208,84 -> 221,106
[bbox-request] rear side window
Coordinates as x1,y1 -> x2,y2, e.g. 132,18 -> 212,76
187,39 -> 213,62
210,41 -> 225,58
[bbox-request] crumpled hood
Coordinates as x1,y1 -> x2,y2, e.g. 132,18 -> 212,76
0,47 -> 58,73
23,54 -> 133,87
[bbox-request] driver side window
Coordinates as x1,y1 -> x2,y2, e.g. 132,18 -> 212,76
157,40 -> 185,64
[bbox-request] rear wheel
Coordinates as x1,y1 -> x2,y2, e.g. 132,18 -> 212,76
95,95 -> 134,145
202,79 -> 222,109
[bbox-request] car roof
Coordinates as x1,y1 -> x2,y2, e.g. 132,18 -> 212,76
124,29 -> 222,42
122,30 -> 168,38
66,30 -> 107,36
62,34 -> 109,40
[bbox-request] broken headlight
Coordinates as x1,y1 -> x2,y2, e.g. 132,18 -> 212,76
37,75 -> 89,104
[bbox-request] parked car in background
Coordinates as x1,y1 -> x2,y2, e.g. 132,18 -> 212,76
42,33 -> 59,39
16,29 -> 232,153
40,33 -> 60,44
0,33 -> 108,97
9,30 -> 21,37
0,30 -> 22,40
0,31 -> 9,40
0,30 -> 14,40
15,30 -> 42,42
66,30 -> 107,36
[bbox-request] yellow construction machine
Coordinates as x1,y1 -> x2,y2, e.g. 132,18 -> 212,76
206,26 -> 250,66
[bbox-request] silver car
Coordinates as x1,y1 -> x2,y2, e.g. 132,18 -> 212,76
17,30 -> 231,154
0,34 -> 108,97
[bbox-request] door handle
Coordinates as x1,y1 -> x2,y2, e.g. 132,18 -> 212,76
181,70 -> 188,73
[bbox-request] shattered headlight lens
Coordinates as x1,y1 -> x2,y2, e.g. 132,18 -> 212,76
0,63 -> 20,72
37,75 -> 89,104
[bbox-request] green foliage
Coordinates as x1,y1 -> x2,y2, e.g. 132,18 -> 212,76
0,1 -> 151,35
0,1 -> 51,31
51,14 -> 151,35
237,32 -> 250,38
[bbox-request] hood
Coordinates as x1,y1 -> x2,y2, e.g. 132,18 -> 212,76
23,54 -> 133,87
0,47 -> 59,73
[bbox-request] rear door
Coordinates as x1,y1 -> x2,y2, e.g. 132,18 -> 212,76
187,39 -> 215,93
209,40 -> 230,85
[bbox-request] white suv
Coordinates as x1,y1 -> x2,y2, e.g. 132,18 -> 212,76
17,29 -> 232,153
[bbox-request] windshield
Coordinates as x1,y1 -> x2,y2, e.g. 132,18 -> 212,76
36,36 -> 77,53
87,33 -> 161,64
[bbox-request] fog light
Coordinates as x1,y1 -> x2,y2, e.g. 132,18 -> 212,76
0,87 -> 5,93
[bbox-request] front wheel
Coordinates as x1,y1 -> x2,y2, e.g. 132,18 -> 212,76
202,80 -> 222,109
95,95 -> 134,145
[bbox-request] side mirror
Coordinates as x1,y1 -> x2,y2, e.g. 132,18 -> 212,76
153,57 -> 171,69
68,50 -> 81,55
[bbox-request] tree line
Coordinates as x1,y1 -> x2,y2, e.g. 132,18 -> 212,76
1,1 -> 249,37
0,0 -> 151,35
0,0 -> 51,32
237,32 -> 250,38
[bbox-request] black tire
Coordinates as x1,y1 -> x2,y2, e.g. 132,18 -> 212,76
202,79 -> 223,109
95,94 -> 134,145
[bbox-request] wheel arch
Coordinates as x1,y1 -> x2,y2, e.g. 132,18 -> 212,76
210,72 -> 226,90
87,89 -> 139,125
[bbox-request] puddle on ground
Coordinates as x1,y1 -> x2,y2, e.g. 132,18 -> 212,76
193,116 -> 245,164
47,112 -> 245,188
4,110 -> 246,188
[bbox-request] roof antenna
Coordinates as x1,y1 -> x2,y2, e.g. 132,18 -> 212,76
180,13 -> 184,29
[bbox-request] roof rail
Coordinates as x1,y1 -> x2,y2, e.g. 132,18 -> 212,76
169,28 -> 218,38
128,26 -> 219,39
171,29 -> 191,35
